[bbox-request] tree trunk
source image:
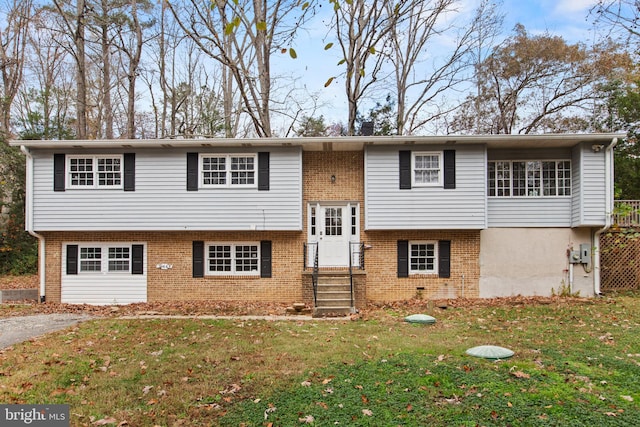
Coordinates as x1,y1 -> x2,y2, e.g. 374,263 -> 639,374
126,0 -> 143,139
75,0 -> 88,139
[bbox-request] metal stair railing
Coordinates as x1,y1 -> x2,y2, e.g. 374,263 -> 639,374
348,242 -> 365,309
304,242 -> 319,306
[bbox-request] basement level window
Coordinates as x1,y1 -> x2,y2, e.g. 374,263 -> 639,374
409,241 -> 438,275
206,243 -> 260,276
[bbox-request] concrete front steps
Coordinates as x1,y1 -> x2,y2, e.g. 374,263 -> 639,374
313,273 -> 355,317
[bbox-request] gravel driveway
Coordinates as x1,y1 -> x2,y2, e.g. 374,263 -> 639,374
0,313 -> 94,349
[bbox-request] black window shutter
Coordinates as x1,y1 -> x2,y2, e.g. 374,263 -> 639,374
438,240 -> 451,278
397,240 -> 409,278
124,153 -> 136,191
187,152 -> 198,191
443,150 -> 456,189
67,245 -> 78,275
260,240 -> 272,278
131,244 -> 144,275
54,154 -> 66,191
258,152 -> 270,191
399,151 -> 411,190
193,241 -> 204,278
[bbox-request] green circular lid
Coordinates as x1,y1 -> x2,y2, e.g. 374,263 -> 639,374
466,345 -> 514,359
404,314 -> 437,324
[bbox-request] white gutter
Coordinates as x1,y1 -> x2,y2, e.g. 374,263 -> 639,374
593,137 -> 618,296
20,145 -> 46,302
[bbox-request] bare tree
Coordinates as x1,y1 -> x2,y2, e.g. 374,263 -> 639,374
592,0 -> 640,49
15,7 -> 76,139
167,0 -> 315,137
0,0 -> 34,138
384,0 -> 492,135
51,0 -> 89,139
113,0 -> 153,139
325,0 -> 401,135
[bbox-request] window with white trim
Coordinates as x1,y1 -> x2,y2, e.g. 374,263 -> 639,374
409,241 -> 438,274
488,160 -> 571,197
79,245 -> 131,273
67,155 -> 123,188
412,152 -> 442,186
206,243 -> 260,275
201,154 -> 256,187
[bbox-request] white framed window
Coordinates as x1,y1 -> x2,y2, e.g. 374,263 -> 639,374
67,155 -> 123,189
488,160 -> 571,197
409,241 -> 438,274
201,154 -> 256,188
206,242 -> 260,275
412,152 -> 442,186
78,245 -> 131,273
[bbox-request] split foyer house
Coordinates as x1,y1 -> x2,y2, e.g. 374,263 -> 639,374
13,133 -> 623,313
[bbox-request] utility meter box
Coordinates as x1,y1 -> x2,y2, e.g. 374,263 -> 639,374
579,243 -> 591,264
569,250 -> 581,264
569,244 -> 591,265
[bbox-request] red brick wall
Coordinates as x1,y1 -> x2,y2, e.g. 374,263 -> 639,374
42,231 -> 305,303
363,230 -> 480,300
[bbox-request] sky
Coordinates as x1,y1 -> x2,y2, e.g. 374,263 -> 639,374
270,0 -> 604,133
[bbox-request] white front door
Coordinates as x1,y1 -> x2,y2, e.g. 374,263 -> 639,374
308,202 -> 359,267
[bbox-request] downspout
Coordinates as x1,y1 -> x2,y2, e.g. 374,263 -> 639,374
593,137 -> 618,296
20,145 -> 46,302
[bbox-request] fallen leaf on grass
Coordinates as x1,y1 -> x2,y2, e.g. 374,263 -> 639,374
362,409 -> 373,416
299,415 -> 315,423
621,395 -> 634,402
511,371 -> 530,379
93,417 -> 117,425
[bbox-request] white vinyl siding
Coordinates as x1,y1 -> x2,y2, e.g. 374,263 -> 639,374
365,145 -> 486,230
572,143 -> 607,226
487,197 -> 572,227
61,243 -> 146,305
32,147 -> 302,231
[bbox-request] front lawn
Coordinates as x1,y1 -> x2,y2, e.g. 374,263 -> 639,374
1,296 -> 638,426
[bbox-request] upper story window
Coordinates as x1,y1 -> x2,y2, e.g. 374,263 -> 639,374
201,154 -> 256,188
412,152 -> 442,186
488,160 -> 571,197
67,155 -> 123,189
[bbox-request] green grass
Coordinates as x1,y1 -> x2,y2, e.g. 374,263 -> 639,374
1,297 -> 639,426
